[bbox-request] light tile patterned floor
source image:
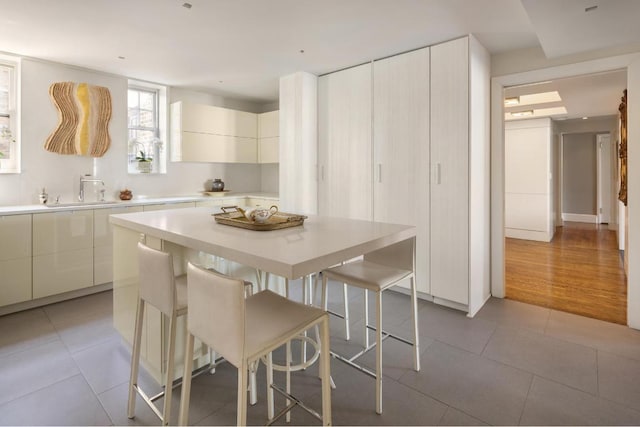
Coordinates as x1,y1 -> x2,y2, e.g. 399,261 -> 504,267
1,282 -> 640,425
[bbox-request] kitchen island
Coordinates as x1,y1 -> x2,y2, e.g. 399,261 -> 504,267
109,207 -> 416,382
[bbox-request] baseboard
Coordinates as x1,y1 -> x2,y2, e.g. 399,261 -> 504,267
562,213 -> 597,223
0,283 -> 113,316
505,228 -> 553,242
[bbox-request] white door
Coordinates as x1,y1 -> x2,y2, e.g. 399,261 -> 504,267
318,64 -> 372,220
597,133 -> 612,224
373,47 -> 430,293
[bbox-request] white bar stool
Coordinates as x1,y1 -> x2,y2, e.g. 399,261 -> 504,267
321,237 -> 420,414
127,242 -> 187,425
179,263 -> 332,426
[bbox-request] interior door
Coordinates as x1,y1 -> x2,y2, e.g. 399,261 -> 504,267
597,133 -> 612,224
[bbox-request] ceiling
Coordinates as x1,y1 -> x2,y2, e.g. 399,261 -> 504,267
0,0 -> 637,104
504,69 -> 627,121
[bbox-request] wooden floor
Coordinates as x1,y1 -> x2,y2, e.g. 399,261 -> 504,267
505,222 -> 627,324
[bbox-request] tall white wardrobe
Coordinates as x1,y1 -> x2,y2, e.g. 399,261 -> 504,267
317,35 -> 490,316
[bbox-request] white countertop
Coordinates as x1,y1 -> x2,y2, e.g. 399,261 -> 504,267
0,192 -> 278,215
110,207 -> 416,279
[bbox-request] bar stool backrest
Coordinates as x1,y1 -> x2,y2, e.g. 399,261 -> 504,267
186,262 -> 246,368
137,242 -> 177,316
363,236 -> 415,271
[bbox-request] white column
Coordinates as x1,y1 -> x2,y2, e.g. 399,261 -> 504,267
279,71 -> 318,215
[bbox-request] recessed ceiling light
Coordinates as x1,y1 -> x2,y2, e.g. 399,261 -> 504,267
504,97 -> 519,106
504,91 -> 562,108
182,2 -> 192,9
505,106 -> 568,121
510,110 -> 534,117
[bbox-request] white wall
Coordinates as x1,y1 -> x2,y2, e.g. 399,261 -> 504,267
0,58 -> 274,206
504,118 -> 553,241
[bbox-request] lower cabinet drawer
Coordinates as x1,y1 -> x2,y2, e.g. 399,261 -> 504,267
0,258 -> 32,306
33,249 -> 94,299
94,245 -> 113,286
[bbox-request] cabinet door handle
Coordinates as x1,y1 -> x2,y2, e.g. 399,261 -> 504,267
378,164 -> 382,183
435,163 -> 441,185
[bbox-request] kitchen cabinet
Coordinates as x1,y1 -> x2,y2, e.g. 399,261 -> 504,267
0,214 -> 32,306
373,47 -> 430,294
318,63 -> 372,220
429,36 -> 490,314
316,36 -> 490,315
32,210 -> 94,298
171,101 -> 258,163
258,111 -> 279,163
94,205 -> 143,286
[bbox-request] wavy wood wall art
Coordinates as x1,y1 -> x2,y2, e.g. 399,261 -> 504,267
44,82 -> 112,157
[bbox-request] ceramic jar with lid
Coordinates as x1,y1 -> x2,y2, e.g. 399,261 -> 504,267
211,178 -> 225,192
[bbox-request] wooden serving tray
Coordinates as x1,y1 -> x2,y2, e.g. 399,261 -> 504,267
213,207 -> 307,231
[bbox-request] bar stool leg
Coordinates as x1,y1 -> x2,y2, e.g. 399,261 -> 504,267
320,317 -> 332,425
410,276 -> 420,371
161,312 -> 178,425
237,361 -> 248,427
375,292 -> 383,415
285,340 -> 292,423
249,361 -> 258,405
127,298 -> 145,419
364,290 -> 370,348
301,275 -> 309,364
266,352 -> 275,420
343,283 -> 350,340
178,333 -> 195,426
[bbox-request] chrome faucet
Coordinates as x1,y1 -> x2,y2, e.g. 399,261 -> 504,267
79,174 -> 105,202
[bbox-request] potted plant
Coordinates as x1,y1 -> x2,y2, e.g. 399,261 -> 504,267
135,149 -> 153,173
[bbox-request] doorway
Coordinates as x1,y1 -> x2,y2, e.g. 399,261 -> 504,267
500,71 -> 627,324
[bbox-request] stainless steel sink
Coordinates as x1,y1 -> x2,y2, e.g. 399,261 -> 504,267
45,200 -> 119,208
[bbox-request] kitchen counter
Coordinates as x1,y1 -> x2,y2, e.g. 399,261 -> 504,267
0,192 -> 279,215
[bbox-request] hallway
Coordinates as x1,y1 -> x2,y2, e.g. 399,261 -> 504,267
506,221 -> 627,324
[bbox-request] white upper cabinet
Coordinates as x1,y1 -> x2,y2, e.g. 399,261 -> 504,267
171,101 -> 258,163
318,63 -> 373,220
258,110 -> 279,163
178,102 -> 257,137
373,47 -> 430,294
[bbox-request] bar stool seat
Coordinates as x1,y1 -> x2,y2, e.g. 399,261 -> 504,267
323,261 -> 412,292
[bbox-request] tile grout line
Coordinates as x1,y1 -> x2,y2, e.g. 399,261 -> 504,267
517,374 -> 535,426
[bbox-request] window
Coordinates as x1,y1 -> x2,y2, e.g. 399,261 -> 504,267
127,84 -> 166,173
0,59 -> 19,173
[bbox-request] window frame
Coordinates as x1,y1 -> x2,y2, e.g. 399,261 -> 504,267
0,56 -> 20,174
127,82 -> 167,174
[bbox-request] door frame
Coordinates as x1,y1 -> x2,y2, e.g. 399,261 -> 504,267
490,52 -> 639,326
597,133 -> 613,224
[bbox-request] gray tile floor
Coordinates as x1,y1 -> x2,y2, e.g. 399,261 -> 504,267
2,281 -> 640,425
